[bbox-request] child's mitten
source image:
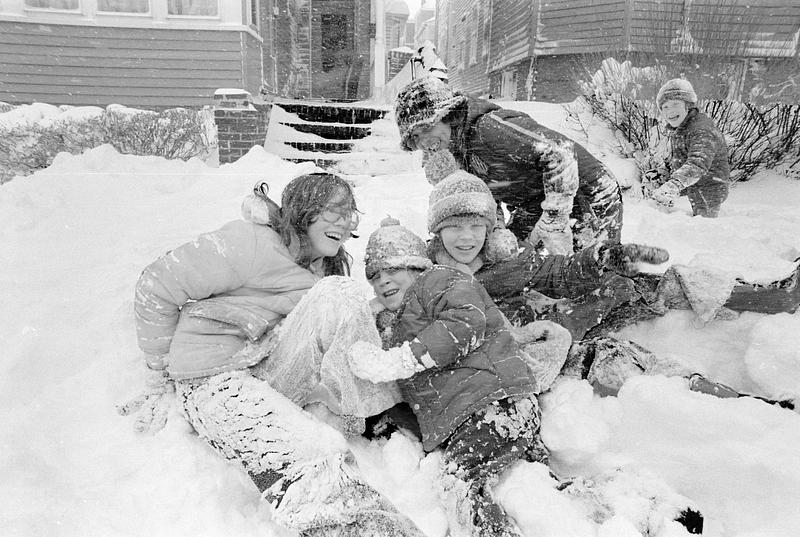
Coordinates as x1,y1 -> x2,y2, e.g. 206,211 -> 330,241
348,341 -> 434,383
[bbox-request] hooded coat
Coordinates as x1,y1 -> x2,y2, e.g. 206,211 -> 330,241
450,97 -> 623,247
134,220 -> 319,380
388,265 -> 537,452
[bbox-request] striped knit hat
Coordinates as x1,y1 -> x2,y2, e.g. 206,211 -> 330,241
428,170 -> 497,233
395,77 -> 467,152
364,217 -> 433,280
656,78 -> 698,109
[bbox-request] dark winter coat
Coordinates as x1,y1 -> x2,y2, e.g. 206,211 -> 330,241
389,266 -> 537,452
450,97 -> 623,246
667,108 -> 730,189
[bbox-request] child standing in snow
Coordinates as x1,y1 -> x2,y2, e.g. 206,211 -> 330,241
125,173 -> 424,537
650,78 -> 731,217
394,76 -> 623,250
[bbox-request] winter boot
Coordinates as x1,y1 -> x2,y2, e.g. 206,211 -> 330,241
688,374 -> 795,410
724,260 -> 800,314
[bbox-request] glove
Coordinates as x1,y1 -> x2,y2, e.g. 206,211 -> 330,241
117,357 -> 175,434
598,243 -> 670,277
650,178 -> 683,207
348,340 -> 434,383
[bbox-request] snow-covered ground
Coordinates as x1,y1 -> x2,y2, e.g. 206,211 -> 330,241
1,100 -> 799,537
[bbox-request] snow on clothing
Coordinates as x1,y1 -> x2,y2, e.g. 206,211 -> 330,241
386,264 -> 539,452
665,107 -> 730,217
134,219 -> 317,380
449,97 -> 623,248
177,370 -> 423,537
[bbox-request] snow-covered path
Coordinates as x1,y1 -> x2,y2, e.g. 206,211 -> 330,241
2,110 -> 800,536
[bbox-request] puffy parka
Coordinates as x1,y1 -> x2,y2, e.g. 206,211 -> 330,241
389,265 -> 537,452
667,108 -> 730,189
451,97 -> 623,245
134,220 -> 319,380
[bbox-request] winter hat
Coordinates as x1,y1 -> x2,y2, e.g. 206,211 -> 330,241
395,77 -> 467,152
656,78 -> 698,109
428,170 -> 497,233
364,217 -> 433,280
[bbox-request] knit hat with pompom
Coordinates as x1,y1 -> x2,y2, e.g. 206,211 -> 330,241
428,170 -> 497,233
656,78 -> 698,109
395,77 -> 467,152
364,217 -> 433,280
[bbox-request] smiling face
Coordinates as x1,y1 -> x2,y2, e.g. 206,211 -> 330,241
369,268 -> 419,311
439,220 -> 487,265
661,99 -> 689,128
306,194 -> 359,260
411,120 -> 452,152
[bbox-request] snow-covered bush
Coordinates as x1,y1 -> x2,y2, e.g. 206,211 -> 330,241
579,58 -> 800,184
0,105 -> 216,184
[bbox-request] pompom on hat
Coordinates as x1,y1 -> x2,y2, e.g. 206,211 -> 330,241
656,78 -> 698,109
364,217 -> 433,280
428,170 -> 497,233
395,77 -> 467,152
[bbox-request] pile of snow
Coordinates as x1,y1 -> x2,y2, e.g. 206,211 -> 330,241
2,97 -> 800,537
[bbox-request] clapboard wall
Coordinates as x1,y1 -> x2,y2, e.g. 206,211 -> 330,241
0,21 -> 262,108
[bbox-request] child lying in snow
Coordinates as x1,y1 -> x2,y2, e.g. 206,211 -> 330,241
349,216 -> 573,537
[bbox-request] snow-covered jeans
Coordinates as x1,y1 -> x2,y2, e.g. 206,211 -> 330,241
439,396 -> 543,537
249,275 -> 401,419
177,372 -> 423,536
685,178 -> 728,218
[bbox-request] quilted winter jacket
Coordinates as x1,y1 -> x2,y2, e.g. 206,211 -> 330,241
451,97 -> 622,235
134,220 -> 319,380
390,265 -> 537,452
667,108 -> 730,189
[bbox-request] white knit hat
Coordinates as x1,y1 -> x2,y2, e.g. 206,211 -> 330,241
427,170 -> 497,233
656,78 -> 698,109
364,217 -> 433,279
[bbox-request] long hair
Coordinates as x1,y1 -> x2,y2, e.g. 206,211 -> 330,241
277,173 -> 356,276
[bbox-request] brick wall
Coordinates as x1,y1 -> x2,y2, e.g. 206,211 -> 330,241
213,90 -> 271,164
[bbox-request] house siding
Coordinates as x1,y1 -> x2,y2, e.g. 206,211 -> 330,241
534,0 -> 627,55
0,21 -> 258,108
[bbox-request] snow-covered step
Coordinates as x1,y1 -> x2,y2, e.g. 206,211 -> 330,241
279,121 -> 372,140
275,100 -> 388,124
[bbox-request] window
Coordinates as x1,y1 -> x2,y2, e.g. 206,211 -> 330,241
98,0 -> 149,13
168,0 -> 217,16
25,0 -> 79,9
321,13 -> 351,73
248,0 -> 259,29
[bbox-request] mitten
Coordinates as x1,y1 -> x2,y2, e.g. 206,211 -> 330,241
423,148 -> 459,185
117,358 -> 175,434
348,340 -> 435,383
483,227 -> 520,264
650,178 -> 683,207
513,320 -> 572,392
598,242 -> 670,277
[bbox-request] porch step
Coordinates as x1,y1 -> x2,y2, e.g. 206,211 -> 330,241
276,101 -> 388,124
279,122 -> 372,140
285,141 -> 354,153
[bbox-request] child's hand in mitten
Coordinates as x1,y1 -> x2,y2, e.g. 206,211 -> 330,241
116,356 -> 175,434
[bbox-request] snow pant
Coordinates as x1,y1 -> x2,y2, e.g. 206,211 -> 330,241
438,396 -> 544,537
177,371 -> 425,537
249,275 -> 401,420
684,178 -> 729,218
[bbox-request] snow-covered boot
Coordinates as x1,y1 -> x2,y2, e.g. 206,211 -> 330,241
688,373 -> 795,410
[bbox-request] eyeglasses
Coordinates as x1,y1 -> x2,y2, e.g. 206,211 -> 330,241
317,208 -> 360,238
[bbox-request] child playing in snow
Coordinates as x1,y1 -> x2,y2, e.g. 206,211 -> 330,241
650,78 -> 731,217
124,173 -> 425,537
349,215 -> 549,537
394,76 -> 623,250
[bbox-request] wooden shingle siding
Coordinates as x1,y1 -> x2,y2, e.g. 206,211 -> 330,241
0,21 -> 259,108
488,0 -> 531,71
535,0 -> 626,55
